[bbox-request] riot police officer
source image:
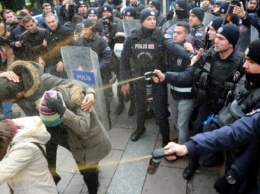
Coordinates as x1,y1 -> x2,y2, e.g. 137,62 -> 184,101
183,23 -> 245,181
120,9 -> 193,145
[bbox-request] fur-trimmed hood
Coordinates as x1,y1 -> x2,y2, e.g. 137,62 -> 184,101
7,60 -> 44,98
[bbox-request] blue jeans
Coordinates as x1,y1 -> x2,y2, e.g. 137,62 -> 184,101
170,98 -> 196,144
2,102 -> 13,117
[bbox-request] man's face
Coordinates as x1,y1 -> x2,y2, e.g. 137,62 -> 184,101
24,20 -> 37,33
142,16 -> 156,29
4,12 -> 16,24
202,0 -> 210,8
213,4 -> 220,13
102,10 -> 112,17
78,5 -> 87,14
214,33 -> 232,52
208,26 -> 217,41
43,6 -> 52,14
247,0 -> 258,10
88,14 -> 98,22
243,56 -> 260,74
45,15 -> 59,31
147,5 -> 158,13
130,0 -> 137,5
82,28 -> 94,39
173,26 -> 188,44
189,13 -> 201,27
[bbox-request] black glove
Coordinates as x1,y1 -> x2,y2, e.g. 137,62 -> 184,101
214,175 -> 232,194
45,93 -> 66,117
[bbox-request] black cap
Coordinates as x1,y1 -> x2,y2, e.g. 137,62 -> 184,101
245,39 -> 260,65
190,7 -> 204,22
17,11 -> 28,19
82,19 -> 95,29
102,4 -> 113,13
148,0 -> 161,12
123,7 -> 137,18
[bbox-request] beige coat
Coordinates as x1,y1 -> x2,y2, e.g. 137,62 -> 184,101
53,82 -> 111,163
0,117 -> 58,194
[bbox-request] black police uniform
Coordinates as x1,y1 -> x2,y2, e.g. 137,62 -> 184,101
120,27 -> 192,144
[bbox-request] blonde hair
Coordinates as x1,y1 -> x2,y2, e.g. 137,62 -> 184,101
0,22 -> 6,37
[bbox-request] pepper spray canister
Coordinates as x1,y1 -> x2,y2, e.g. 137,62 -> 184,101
147,158 -> 162,174
144,72 -> 158,102
147,148 -> 176,174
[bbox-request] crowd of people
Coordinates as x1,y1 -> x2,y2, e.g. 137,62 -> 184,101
0,0 -> 260,193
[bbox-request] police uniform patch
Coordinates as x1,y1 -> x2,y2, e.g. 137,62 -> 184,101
245,48 -> 249,55
233,71 -> 241,82
246,109 -> 260,115
150,11 -> 155,15
126,11 -> 131,16
164,34 -> 171,39
221,8 -> 225,13
104,7 -> 107,10
91,10 -> 94,14
175,3 -> 179,7
209,21 -> 213,26
177,58 -> 182,66
217,27 -> 223,33
195,32 -> 202,37
148,44 -> 154,49
106,47 -> 111,51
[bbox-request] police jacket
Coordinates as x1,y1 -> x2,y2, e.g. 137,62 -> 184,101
74,34 -> 112,70
184,111 -> 260,192
120,27 -> 192,81
218,74 -> 260,127
45,24 -> 74,67
194,46 -> 245,109
166,41 -> 196,100
9,25 -> 27,60
186,23 -> 205,51
22,27 -> 47,61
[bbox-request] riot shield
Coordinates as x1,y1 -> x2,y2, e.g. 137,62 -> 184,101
122,19 -> 141,36
202,12 -> 216,27
237,25 -> 259,53
61,46 -> 110,130
161,17 -> 189,35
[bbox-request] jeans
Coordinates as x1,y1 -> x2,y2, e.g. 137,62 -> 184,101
2,102 -> 13,117
170,98 -> 196,144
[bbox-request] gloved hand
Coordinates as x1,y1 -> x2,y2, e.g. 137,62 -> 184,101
214,175 -> 232,194
45,93 -> 66,117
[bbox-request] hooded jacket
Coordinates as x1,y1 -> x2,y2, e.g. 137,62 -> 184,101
0,116 -> 58,194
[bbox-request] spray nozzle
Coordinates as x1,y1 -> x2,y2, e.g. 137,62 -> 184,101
151,148 -> 175,159
144,71 -> 158,80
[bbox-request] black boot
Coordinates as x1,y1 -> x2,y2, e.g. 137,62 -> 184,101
128,101 -> 136,116
183,159 -> 200,180
202,153 -> 224,167
131,126 -> 146,142
115,102 -> 125,115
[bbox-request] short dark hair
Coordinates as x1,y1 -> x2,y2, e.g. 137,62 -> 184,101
175,21 -> 191,34
0,78 -> 24,101
22,15 -> 35,25
42,3 -> 51,9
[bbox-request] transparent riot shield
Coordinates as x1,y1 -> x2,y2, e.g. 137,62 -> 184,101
250,25 -> 259,42
122,19 -> 141,36
236,24 -> 251,53
202,12 -> 216,27
61,46 -> 110,130
161,17 -> 189,35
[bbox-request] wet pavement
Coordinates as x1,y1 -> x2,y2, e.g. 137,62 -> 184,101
0,84 -> 223,194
